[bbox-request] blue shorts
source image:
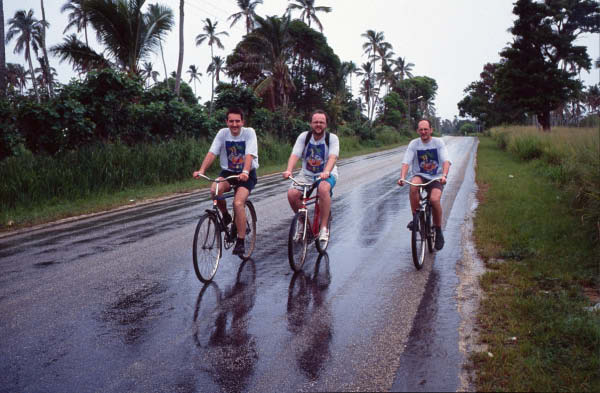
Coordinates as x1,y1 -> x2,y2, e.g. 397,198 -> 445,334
291,173 -> 336,196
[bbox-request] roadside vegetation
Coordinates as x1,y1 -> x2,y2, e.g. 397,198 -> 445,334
0,127 -> 410,231
471,128 -> 599,391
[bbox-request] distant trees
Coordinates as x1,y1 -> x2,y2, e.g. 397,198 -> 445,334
6,9 -> 44,101
228,0 -> 263,34
286,0 -> 331,32
196,18 -> 229,115
460,0 -> 600,130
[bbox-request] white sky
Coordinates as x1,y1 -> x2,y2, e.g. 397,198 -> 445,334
5,0 -> 600,120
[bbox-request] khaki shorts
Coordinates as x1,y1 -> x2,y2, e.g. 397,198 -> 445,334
290,172 -> 336,195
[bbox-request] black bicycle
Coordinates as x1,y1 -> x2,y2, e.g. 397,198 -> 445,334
403,177 -> 441,269
192,174 -> 257,282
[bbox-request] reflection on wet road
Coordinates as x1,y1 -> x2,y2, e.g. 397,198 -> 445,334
0,137 -> 479,392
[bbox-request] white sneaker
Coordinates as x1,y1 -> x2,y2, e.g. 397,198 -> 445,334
318,228 -> 329,243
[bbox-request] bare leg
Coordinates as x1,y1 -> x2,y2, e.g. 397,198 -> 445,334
211,179 -> 231,217
409,176 -> 423,214
429,188 -> 443,227
318,181 -> 332,230
287,188 -> 303,212
233,187 -> 250,239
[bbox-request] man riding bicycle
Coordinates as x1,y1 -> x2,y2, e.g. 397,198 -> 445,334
398,119 -> 451,251
193,108 -> 259,256
282,110 -> 340,246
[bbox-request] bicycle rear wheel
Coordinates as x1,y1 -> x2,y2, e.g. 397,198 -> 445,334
411,211 -> 427,269
193,214 -> 222,282
426,205 -> 435,253
240,200 -> 257,260
315,212 -> 332,254
288,211 -> 309,271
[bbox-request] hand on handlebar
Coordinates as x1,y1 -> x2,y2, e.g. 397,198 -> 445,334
193,170 -> 205,179
398,178 -> 405,187
239,172 -> 249,182
282,170 -> 292,179
320,171 -> 330,180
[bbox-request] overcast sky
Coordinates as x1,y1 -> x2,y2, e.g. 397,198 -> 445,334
4,0 -> 599,120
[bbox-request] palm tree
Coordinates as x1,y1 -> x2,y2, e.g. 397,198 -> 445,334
361,29 -> 385,120
147,3 -> 173,82
39,0 -> 53,96
35,57 -> 57,93
207,56 -> 226,83
186,64 -> 201,95
195,18 -> 229,115
0,0 -> 6,97
228,15 -> 295,110
341,60 -> 357,90
50,33 -> 111,75
61,0 -> 90,46
286,0 -> 331,32
394,56 -> 414,81
141,61 -> 155,87
6,9 -> 43,101
7,63 -> 27,94
82,0 -> 174,74
228,0 -> 262,34
174,0 -> 184,96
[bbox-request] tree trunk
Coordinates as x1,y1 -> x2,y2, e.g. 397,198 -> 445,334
0,0 -> 6,97
159,40 -> 167,82
174,0 -> 184,97
26,45 -> 40,102
40,0 -> 53,97
537,111 -> 551,132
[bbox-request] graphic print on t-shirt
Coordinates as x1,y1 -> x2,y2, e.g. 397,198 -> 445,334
305,143 -> 325,173
226,141 -> 246,172
417,149 -> 439,175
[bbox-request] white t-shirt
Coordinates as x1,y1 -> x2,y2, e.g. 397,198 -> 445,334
209,127 -> 259,172
402,137 -> 451,180
291,131 -> 340,178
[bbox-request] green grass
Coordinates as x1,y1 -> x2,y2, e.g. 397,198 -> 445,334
472,136 -> 600,391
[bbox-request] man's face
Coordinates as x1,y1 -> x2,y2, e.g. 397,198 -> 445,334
417,120 -> 433,142
310,113 -> 327,135
227,113 -> 244,135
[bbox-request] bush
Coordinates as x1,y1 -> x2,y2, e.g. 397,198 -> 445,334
509,134 -> 544,160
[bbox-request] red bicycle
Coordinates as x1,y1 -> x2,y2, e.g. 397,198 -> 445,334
287,176 -> 332,271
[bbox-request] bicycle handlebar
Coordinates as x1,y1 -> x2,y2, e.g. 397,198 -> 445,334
402,177 -> 443,187
195,173 -> 240,182
287,175 -> 318,188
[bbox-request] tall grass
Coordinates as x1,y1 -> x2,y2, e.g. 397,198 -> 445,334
490,126 -> 600,242
0,138 -> 211,212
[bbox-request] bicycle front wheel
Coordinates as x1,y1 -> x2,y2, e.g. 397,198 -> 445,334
288,211 -> 309,272
193,214 -> 222,282
426,205 -> 435,253
411,211 -> 427,270
239,200 -> 257,260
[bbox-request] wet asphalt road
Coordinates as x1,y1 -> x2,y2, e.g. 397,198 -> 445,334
0,137 -> 479,393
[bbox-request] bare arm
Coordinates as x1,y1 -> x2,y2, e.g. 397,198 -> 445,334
282,154 -> 300,178
320,154 -> 338,179
239,154 -> 254,181
193,152 -> 217,178
440,161 -> 450,184
398,163 -> 410,186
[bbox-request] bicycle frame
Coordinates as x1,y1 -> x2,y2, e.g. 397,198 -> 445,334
289,176 -> 321,238
197,174 -> 240,239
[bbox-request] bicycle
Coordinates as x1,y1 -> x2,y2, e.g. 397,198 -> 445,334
192,174 -> 257,282
287,176 -> 332,272
402,177 -> 442,269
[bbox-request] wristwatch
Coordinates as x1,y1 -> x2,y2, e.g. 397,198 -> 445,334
242,170 -> 249,175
